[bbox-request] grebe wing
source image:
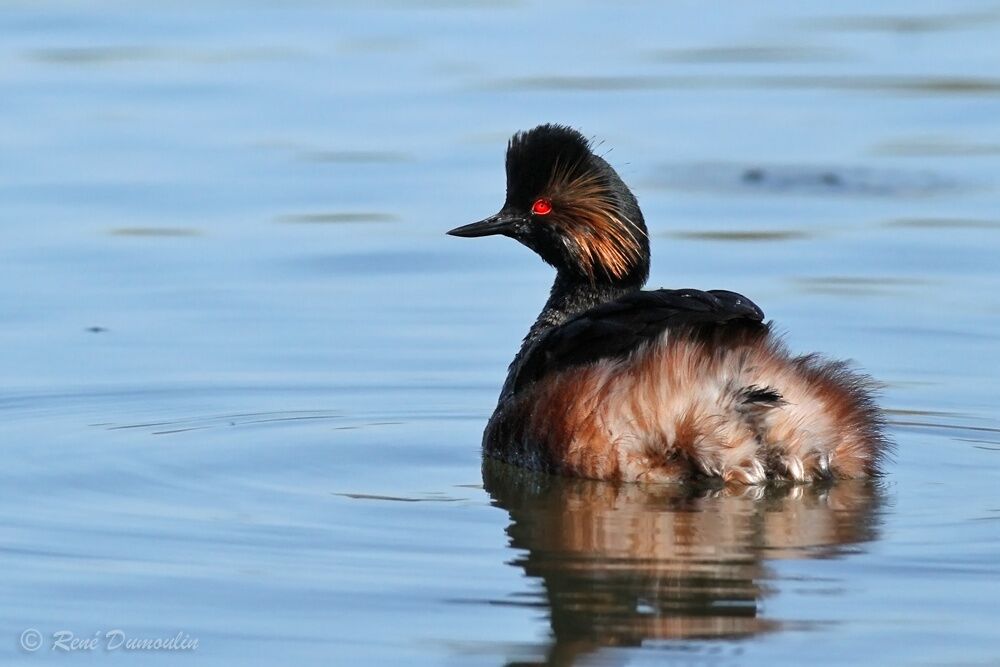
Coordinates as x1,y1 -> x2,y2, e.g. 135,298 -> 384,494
511,288 -> 766,393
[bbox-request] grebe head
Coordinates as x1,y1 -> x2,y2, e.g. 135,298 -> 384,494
448,124 -> 650,287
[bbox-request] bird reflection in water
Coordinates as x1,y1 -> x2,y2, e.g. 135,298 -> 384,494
482,459 -> 882,666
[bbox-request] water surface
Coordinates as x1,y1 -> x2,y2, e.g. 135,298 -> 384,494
2,1 -> 999,664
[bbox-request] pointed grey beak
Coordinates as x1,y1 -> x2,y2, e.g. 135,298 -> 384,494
447,212 -> 523,238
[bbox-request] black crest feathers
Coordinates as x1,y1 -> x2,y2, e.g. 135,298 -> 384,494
505,124 -> 594,206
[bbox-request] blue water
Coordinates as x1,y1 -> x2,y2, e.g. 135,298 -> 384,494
2,1 -> 999,664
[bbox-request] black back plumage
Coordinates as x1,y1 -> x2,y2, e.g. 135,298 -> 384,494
508,289 -> 767,393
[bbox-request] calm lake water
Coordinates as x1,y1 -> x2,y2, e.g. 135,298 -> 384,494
3,1 -> 999,665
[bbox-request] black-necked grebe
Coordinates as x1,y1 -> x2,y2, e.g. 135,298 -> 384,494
448,124 -> 888,484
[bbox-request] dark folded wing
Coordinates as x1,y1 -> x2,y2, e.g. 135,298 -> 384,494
510,288 -> 766,393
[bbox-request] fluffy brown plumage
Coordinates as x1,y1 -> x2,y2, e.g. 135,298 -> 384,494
486,326 -> 886,483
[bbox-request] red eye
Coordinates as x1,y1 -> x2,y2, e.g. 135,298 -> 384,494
531,198 -> 552,216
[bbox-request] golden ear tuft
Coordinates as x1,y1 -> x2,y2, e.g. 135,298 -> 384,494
544,160 -> 644,281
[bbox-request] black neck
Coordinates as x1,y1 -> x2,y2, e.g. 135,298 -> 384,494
500,271 -> 643,400
527,273 -> 637,340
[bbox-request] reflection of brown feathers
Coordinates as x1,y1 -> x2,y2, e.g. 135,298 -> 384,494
483,459 -> 880,653
544,160 -> 644,281
485,328 -> 886,484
